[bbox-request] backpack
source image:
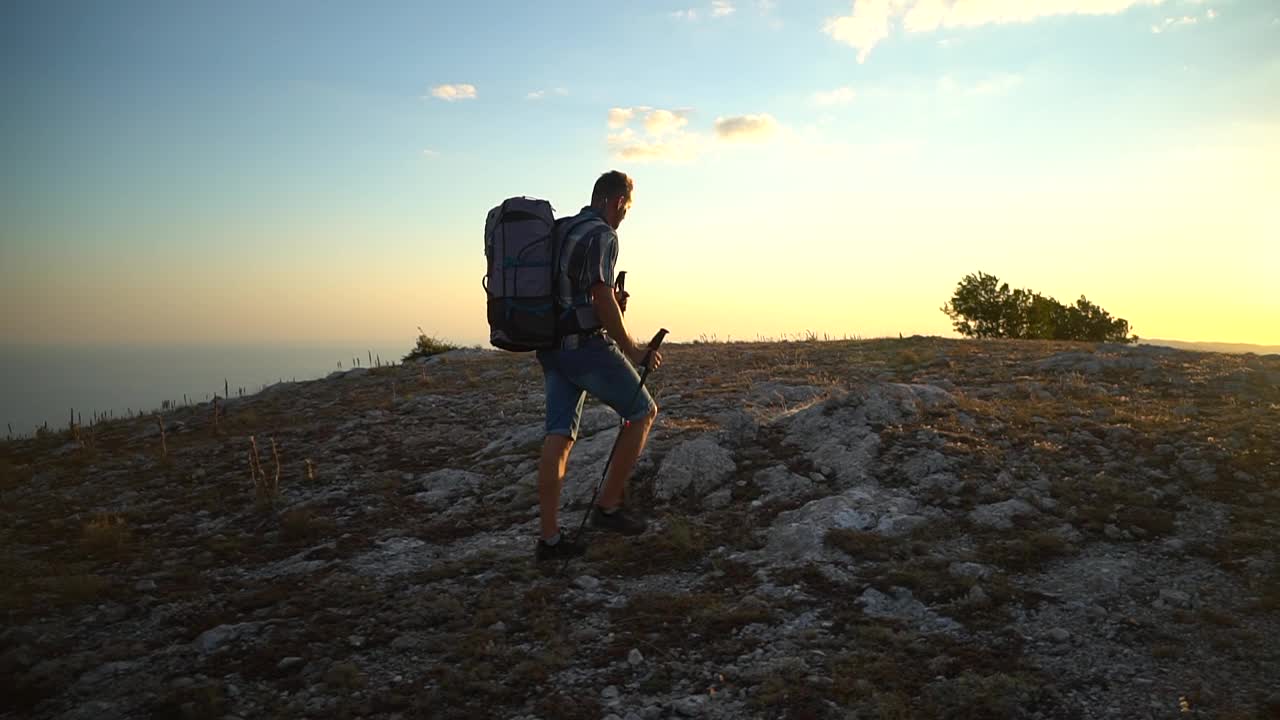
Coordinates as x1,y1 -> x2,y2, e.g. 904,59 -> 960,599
483,197 -> 561,351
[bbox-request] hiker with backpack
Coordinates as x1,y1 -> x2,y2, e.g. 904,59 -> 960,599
482,171 -> 664,562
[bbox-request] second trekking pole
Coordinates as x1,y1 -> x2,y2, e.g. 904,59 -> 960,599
570,327 -> 669,549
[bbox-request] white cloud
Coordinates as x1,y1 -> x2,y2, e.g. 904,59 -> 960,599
813,86 -> 857,105
643,109 -> 690,136
429,83 -> 477,101
826,0 -> 1164,62
527,87 -> 569,100
613,137 -> 700,162
1151,14 -> 1199,32
607,108 -> 701,162
608,107 -> 637,128
606,106 -> 780,161
1206,8 -> 1216,19
714,113 -> 779,141
673,2 -> 737,21
422,149 -> 440,158
823,0 -> 897,63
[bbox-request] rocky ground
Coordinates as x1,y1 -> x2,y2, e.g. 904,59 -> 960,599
1,337 -> 1278,720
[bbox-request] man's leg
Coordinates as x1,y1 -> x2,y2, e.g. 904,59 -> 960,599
538,434 -> 574,540
598,401 -> 658,510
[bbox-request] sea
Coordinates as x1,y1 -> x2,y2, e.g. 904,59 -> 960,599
0,343 -> 414,437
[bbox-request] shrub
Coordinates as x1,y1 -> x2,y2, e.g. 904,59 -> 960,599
404,327 -> 461,362
941,271 -> 1136,343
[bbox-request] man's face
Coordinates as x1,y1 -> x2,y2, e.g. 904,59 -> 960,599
607,194 -> 632,229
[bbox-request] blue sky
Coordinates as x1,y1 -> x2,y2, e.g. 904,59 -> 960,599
2,0 -> 1278,346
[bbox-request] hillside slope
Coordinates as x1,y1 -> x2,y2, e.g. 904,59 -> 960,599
2,337 -> 1278,719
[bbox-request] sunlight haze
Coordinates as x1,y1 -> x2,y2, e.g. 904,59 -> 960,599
3,1 -> 1277,348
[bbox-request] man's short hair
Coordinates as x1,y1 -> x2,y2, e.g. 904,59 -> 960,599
591,170 -> 633,207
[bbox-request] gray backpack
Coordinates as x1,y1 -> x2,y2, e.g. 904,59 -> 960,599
483,197 -> 560,351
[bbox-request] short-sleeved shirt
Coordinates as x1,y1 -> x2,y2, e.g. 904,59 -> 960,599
555,206 -> 618,334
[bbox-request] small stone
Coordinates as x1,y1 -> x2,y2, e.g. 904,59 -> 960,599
602,685 -> 621,701
1103,524 -> 1124,540
277,657 -> 304,671
673,694 -> 709,716
135,579 -> 158,592
628,648 -> 644,666
1046,628 -> 1071,643
347,634 -> 365,648
1158,589 -> 1191,608
488,621 -> 507,633
603,715 -> 623,720
170,676 -> 195,689
390,635 -> 419,650
574,575 -> 601,592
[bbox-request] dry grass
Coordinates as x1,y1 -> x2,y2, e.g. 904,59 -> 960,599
81,513 -> 131,557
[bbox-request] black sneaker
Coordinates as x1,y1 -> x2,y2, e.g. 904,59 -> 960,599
535,531 -> 587,563
590,505 -> 649,536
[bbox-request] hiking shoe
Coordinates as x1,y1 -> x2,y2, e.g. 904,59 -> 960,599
590,505 -> 649,536
535,531 -> 587,563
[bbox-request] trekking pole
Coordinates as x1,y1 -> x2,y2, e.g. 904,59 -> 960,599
570,327 -> 669,547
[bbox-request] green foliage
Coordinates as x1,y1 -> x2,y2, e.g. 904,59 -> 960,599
404,327 -> 460,361
941,272 -> 1136,343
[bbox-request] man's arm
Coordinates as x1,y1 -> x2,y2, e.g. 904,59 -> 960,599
590,283 -> 646,365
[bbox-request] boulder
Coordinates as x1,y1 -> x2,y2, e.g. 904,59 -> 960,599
654,436 -> 736,500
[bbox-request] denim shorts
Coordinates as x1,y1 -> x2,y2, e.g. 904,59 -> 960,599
536,335 -> 656,440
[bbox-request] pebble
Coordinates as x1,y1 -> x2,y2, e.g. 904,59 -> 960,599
134,579 -> 158,592
574,575 -> 601,592
347,634 -> 365,648
673,695 -> 709,717
628,648 -> 644,666
602,685 -> 620,700
1047,628 -> 1072,643
277,657 -> 304,671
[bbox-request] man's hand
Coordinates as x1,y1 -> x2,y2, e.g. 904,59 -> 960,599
626,346 -> 662,370
615,287 -> 630,313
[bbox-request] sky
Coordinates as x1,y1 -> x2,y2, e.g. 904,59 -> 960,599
2,0 -> 1277,349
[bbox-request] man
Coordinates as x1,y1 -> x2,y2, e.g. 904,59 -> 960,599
534,170 -> 663,562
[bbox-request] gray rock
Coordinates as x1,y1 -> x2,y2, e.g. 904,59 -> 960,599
1158,588 -> 1191,608
411,469 -> 487,508
602,685 -> 620,700
860,587 -> 960,634
713,409 -> 759,446
78,660 -> 141,687
764,491 -> 877,561
949,562 -> 994,580
574,575 -> 601,592
277,657 -> 305,671
193,622 -> 265,654
702,488 -> 733,510
1046,628 -> 1072,643
673,694 -> 709,716
969,498 -> 1037,530
654,436 -> 736,500
753,465 -> 814,502
134,579 -> 157,592
628,648 -> 644,666
876,514 -> 927,537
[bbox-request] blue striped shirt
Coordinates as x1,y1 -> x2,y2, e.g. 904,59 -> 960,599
555,206 -> 618,334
